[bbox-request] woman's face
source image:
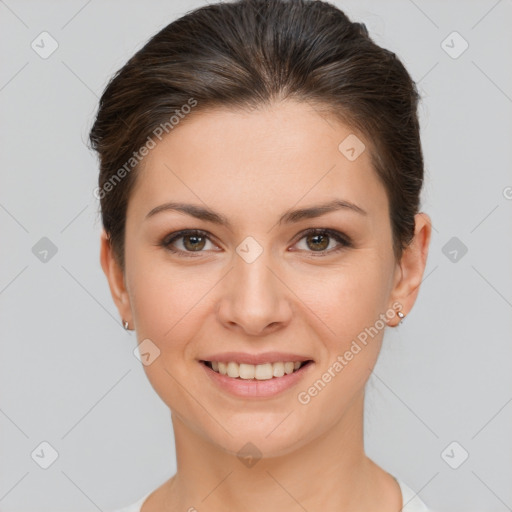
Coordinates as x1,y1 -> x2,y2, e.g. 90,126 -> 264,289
102,100 -> 429,457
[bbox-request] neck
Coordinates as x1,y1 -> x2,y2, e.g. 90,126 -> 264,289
160,390 -> 396,512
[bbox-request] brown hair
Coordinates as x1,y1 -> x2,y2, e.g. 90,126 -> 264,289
89,0 -> 423,270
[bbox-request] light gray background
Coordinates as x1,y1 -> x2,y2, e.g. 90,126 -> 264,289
1,1 -> 511,511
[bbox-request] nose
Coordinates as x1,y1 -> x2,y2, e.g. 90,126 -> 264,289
215,246 -> 292,336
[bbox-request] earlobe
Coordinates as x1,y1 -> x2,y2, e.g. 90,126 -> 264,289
388,213 -> 432,326
99,229 -> 133,327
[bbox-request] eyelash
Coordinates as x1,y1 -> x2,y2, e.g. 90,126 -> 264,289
160,228 -> 352,258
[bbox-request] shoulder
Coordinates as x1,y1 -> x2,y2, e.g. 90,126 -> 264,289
396,478 -> 431,512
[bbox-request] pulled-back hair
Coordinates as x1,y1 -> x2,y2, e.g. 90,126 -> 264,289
89,0 -> 423,269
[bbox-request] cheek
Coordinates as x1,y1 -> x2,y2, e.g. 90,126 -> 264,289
124,211 -> 198,331
299,252 -> 392,396
124,254 -> 209,415
306,252 -> 391,340
293,261 -> 390,422
128,263 -> 206,346
124,241 -> 207,356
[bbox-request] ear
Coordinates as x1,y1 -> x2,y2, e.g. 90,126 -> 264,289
99,229 -> 133,328
388,213 -> 432,326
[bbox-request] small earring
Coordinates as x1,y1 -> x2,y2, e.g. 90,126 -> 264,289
122,319 -> 130,330
397,311 -> 405,325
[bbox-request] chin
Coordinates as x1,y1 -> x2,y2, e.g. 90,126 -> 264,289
199,415 -> 317,461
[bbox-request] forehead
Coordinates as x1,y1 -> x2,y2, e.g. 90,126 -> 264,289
128,100 -> 389,223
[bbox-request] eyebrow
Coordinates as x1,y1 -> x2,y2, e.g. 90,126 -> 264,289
145,199 -> 367,228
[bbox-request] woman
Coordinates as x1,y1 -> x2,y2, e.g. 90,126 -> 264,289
90,0 -> 432,510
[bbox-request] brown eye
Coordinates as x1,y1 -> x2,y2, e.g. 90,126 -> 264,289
305,232 -> 330,251
182,233 -> 207,251
293,228 -> 352,256
162,229 -> 217,256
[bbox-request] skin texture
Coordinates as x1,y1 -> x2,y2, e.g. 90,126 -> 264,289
100,100 -> 431,512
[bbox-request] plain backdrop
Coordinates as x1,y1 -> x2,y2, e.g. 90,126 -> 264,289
1,1 -> 511,511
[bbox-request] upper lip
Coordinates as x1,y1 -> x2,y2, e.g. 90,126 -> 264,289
200,352 -> 313,365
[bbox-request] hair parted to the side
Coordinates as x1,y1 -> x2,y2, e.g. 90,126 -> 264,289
89,0 -> 424,270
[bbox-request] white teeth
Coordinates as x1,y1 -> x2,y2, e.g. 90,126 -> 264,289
273,362 -> 285,377
208,360 -> 307,380
226,362 -> 239,378
255,363 -> 273,380
239,363 -> 255,379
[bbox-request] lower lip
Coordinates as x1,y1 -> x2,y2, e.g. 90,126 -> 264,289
199,361 -> 314,398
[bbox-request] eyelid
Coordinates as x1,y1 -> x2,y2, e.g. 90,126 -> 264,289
162,229 -> 221,256
290,227 -> 352,255
293,227 -> 351,244
161,227 -> 352,257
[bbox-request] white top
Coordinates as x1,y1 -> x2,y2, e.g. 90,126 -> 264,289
109,477 -> 430,512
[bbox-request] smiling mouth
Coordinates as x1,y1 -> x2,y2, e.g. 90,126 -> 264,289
200,360 -> 313,380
